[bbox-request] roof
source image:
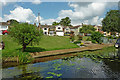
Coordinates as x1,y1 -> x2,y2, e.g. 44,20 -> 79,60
70,25 -> 82,29
0,22 -> 10,26
40,25 -> 55,28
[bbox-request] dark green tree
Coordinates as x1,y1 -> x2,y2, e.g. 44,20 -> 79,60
52,22 -> 59,26
7,19 -> 19,25
91,32 -> 103,44
102,10 -> 120,33
59,17 -> 71,26
79,25 -> 96,34
9,23 -> 43,51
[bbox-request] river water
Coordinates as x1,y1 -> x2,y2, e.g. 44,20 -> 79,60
2,48 -> 120,79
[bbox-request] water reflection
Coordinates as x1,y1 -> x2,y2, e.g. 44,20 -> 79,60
2,48 -> 120,79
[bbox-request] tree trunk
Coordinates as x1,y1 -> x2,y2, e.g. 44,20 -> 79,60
22,44 -> 26,52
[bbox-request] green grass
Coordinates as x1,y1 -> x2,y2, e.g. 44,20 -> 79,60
2,35 -> 78,57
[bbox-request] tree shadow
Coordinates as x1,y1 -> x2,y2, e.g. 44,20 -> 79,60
17,47 -> 46,52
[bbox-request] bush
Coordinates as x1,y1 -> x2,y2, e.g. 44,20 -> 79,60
107,35 -> 114,39
77,35 -> 83,40
86,37 -> 91,41
91,40 -> 96,43
74,40 -> 81,44
80,43 -> 84,46
91,32 -> 103,44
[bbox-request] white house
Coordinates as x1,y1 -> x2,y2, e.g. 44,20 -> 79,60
42,27 -> 49,35
55,25 -> 64,36
70,25 -> 82,36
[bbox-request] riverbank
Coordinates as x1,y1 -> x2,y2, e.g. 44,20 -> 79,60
30,44 -> 113,58
2,44 -> 113,68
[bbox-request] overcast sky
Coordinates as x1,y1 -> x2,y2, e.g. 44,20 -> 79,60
0,0 -> 119,26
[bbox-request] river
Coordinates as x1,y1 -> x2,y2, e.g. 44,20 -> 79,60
2,48 -> 120,79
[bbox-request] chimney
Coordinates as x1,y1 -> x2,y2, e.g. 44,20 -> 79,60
82,23 -> 84,26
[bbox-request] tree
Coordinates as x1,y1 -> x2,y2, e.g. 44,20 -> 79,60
102,10 -> 120,33
7,19 -> 19,25
91,32 -> 103,44
9,23 -> 43,51
52,22 -> 59,26
59,17 -> 71,26
79,25 -> 96,34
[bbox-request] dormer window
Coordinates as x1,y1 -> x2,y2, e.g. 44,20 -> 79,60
44,28 -> 47,30
58,27 -> 61,29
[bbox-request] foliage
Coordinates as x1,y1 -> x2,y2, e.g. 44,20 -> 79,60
8,23 -> 43,51
102,10 -> 120,33
77,35 -> 83,40
91,40 -> 97,43
70,31 -> 75,42
52,22 -> 59,26
79,25 -> 96,34
86,37 -> 91,41
74,40 -> 81,44
80,43 -> 84,46
7,19 -> 19,25
59,17 -> 71,26
91,32 -> 103,44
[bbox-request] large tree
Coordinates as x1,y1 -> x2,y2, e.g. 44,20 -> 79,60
52,22 -> 59,26
102,10 -> 120,33
9,23 -> 43,51
79,25 -> 96,34
59,17 -> 71,26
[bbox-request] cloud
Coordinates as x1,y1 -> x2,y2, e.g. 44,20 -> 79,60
2,6 -> 55,25
2,6 -> 36,23
32,0 -> 41,4
58,2 -> 107,25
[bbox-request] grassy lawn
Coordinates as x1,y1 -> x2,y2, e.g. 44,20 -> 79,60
2,35 -> 79,57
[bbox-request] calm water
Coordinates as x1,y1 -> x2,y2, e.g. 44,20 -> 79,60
2,48 -> 120,79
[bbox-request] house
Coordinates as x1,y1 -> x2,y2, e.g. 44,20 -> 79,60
41,24 -> 49,35
0,22 -> 10,35
64,26 -> 71,36
70,25 -> 82,36
48,26 -> 56,36
55,25 -> 64,36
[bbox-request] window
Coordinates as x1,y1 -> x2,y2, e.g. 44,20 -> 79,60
66,29 -> 69,30
58,27 -> 61,29
44,28 -> 47,30
104,33 -> 106,36
44,32 -> 47,34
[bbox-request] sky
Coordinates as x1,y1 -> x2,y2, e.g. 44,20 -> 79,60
0,0 -> 119,26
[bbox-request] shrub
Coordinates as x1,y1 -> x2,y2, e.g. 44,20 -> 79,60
86,37 -> 91,41
77,35 -> 83,40
91,40 -> 96,43
74,40 -> 81,44
91,32 -> 103,44
80,43 -> 84,46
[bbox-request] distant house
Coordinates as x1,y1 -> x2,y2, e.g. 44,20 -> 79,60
64,26 -> 71,36
70,25 -> 82,36
0,22 -> 10,35
48,26 -> 56,36
41,25 -> 49,35
55,25 -> 64,36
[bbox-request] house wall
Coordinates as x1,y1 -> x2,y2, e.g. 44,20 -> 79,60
56,32 -> 64,36
64,27 -> 71,32
55,25 -> 64,31
42,27 -> 49,35
71,28 -> 78,36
